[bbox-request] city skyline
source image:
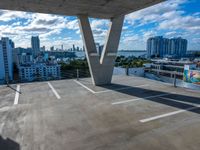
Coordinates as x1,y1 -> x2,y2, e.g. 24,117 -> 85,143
0,0 -> 199,51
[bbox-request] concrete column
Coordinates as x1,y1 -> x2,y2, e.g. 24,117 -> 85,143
78,15 -> 124,85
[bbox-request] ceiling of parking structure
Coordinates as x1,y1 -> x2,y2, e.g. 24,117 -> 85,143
0,0 -> 165,19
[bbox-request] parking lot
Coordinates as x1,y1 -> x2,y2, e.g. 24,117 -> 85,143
0,75 -> 200,150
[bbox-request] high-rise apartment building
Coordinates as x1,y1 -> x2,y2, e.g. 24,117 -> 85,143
0,37 -> 14,84
147,36 -> 187,58
169,37 -> 187,57
147,36 -> 164,57
31,36 -> 40,57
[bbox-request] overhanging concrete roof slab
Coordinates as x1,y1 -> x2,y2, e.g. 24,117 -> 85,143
0,0 -> 164,19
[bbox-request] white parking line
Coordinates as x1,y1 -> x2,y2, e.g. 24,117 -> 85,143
14,85 -> 20,105
74,80 -> 149,94
74,80 -> 96,93
140,105 -> 200,123
140,96 -> 200,123
112,93 -> 171,105
47,82 -> 61,99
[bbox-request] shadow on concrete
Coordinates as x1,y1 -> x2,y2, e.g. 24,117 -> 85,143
98,83 -> 200,114
0,136 -> 20,150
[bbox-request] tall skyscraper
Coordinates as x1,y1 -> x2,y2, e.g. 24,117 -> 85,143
73,44 -> 75,51
9,39 -> 15,49
0,37 -> 14,84
50,46 -> 54,51
95,43 -> 104,57
41,46 -> 46,51
31,36 -> 40,57
147,36 -> 187,58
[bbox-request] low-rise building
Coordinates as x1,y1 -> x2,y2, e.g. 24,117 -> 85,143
144,59 -> 198,79
19,63 -> 61,82
18,53 -> 33,65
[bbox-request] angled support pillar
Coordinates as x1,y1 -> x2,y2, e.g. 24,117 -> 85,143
78,15 -> 124,85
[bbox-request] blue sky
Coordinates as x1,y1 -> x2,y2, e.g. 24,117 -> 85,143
0,0 -> 199,50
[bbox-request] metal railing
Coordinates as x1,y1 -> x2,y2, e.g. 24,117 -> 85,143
0,68 -> 91,85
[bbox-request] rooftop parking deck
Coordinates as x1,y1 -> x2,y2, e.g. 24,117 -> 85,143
0,75 -> 200,150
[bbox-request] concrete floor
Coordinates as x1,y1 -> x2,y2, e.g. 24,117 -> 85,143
0,75 -> 200,150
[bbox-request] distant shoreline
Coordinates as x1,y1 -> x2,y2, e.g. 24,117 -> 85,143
118,50 -> 146,52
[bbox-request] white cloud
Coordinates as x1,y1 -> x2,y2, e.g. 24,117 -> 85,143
90,19 -> 109,29
0,11 -> 70,48
89,19 -> 109,44
0,0 -> 199,50
119,34 -> 144,50
126,0 -> 187,23
159,15 -> 200,33
0,10 -> 32,21
66,19 -> 79,30
123,0 -> 200,50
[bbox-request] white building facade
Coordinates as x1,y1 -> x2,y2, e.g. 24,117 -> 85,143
147,36 -> 187,58
19,63 -> 61,82
0,37 -> 13,84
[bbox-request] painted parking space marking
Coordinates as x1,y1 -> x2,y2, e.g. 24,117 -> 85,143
74,80 -> 96,93
140,105 -> 200,123
14,85 -> 20,105
140,96 -> 200,123
74,80 -> 149,94
47,82 -> 61,99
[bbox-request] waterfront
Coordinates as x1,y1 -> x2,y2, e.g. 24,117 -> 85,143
75,50 -> 147,58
